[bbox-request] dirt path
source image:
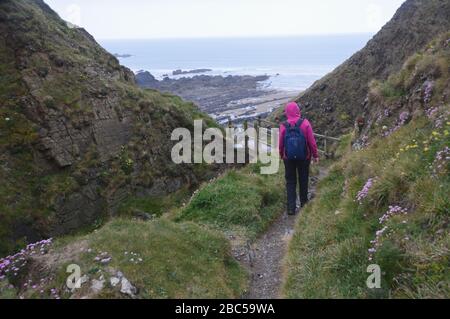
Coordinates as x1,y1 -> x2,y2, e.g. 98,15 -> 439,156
232,167 -> 327,299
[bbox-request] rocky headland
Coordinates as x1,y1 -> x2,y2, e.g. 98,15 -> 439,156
135,71 -> 296,122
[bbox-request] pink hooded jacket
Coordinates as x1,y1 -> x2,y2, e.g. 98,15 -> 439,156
279,102 -> 319,161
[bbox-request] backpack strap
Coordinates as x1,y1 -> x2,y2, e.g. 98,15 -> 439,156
284,119 -> 304,130
284,121 -> 293,129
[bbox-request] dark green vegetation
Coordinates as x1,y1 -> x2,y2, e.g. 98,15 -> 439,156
0,0 -> 219,256
283,34 -> 449,298
177,165 -> 285,239
270,0 -> 450,135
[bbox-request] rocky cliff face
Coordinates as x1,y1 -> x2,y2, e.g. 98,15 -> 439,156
273,0 -> 450,135
0,0 -> 217,255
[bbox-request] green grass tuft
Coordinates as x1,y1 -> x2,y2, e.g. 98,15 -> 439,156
175,165 -> 285,239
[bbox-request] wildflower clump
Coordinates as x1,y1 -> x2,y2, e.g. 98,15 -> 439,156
368,206 -> 408,261
379,205 -> 408,224
0,239 -> 53,281
383,111 -> 410,137
124,251 -> 143,264
426,105 -> 449,129
18,276 -> 58,299
423,80 -> 434,104
432,146 -> 450,177
426,107 -> 438,119
356,177 -> 376,204
368,226 -> 388,261
375,108 -> 391,125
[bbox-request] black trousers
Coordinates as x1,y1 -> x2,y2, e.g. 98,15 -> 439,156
284,159 -> 311,212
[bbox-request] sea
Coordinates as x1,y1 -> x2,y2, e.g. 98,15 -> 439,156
100,34 -> 373,93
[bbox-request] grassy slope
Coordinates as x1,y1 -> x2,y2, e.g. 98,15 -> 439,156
283,37 -> 449,299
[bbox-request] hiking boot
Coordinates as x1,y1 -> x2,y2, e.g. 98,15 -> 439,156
287,210 -> 296,216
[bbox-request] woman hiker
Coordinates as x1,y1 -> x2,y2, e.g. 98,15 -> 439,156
279,102 -> 319,215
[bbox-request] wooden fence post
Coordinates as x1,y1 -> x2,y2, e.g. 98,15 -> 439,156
244,120 -> 249,164
254,119 -> 259,160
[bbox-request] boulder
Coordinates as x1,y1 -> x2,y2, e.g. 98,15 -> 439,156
120,277 -> 137,297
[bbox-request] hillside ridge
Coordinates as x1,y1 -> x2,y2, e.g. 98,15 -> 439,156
271,0 -> 450,135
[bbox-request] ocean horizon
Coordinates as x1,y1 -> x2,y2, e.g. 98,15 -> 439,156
100,34 -> 374,92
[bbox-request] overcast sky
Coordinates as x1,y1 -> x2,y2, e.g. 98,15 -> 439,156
45,0 -> 406,39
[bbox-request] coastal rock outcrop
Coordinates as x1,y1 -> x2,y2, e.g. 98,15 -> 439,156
136,71 -> 272,114
135,70 -> 158,87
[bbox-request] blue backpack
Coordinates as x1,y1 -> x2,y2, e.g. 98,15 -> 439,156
284,119 -> 307,160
